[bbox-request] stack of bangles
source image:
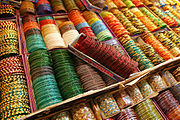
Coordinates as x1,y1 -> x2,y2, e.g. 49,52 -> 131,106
58,21 -> 79,47
100,11 -> 130,38
0,4 -> 16,17
36,0 -> 53,15
172,27 -> 180,36
117,108 -> 138,120
49,0 -> 67,13
165,10 -> 180,26
120,8 -> 149,33
89,0 -> 106,8
122,0 -> 136,9
20,1 -> 36,16
62,0 -> 79,12
23,15 -> 47,53
74,0 -> 86,11
112,0 -> 126,8
0,21 -> 19,59
29,50 -> 63,109
39,16 -> 66,49
73,34 -> 138,78
0,56 -> 31,120
83,10 -> 113,41
163,31 -> 180,48
68,10 -> 96,38
131,0 -> 144,7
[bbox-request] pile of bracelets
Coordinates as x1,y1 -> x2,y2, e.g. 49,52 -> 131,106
23,15 -> 47,53
106,0 -> 118,10
20,1 -> 36,16
100,11 -> 130,38
0,4 -> 16,17
141,31 -> 174,60
73,34 -> 138,78
36,0 -> 53,15
172,27 -> 180,36
163,5 -> 180,20
75,58 -> 106,92
131,0 -> 144,7
39,16 -> 65,49
169,84 -> 180,103
0,56 -> 31,120
29,50 -> 63,109
112,0 -> 126,8
118,34 -> 154,70
117,108 -> 138,120
122,0 -> 136,8
134,99 -> 163,120
62,0 -> 79,12
172,67 -> 180,81
89,0 -> 105,8
49,0 -> 67,13
0,21 -> 19,59
163,31 -> 180,48
74,0 -> 86,11
51,49 -> 83,99
165,10 -> 180,26
58,21 -> 79,46
68,10 -> 96,38
83,10 -> 113,41
111,9 -> 141,36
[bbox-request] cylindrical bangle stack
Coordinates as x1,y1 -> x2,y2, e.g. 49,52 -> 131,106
163,5 -> 180,19
118,34 -> 154,70
23,15 -> 47,53
83,10 -> 113,41
0,21 -> 19,59
160,71 -> 178,87
29,50 -> 63,109
117,108 -> 138,120
172,27 -> 180,36
74,0 -> 86,11
122,0 -> 136,8
163,31 -> 180,48
51,49 -> 83,99
165,10 -> 180,26
89,0 -> 106,8
131,0 -> 144,7
39,16 -> 66,49
0,56 -> 31,120
75,58 -> 106,92
155,32 -> 180,57
100,11 -> 130,38
36,0 -> 53,15
49,0 -> 67,13
62,0 -> 79,12
20,1 -> 36,16
112,0 -> 126,8
105,0 -> 118,10
74,34 -> 138,78
111,9 -> 141,36
141,31 -> 174,60
172,67 -> 180,82
134,99 -> 163,120
0,4 -> 16,17
68,10 -> 96,39
58,21 -> 79,47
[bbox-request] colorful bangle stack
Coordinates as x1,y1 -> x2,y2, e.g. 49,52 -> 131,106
134,99 -> 163,120
118,34 -> 154,70
0,4 -> 16,17
100,11 -> 130,38
51,49 -> 83,99
29,50 -> 63,109
75,58 -> 106,92
140,0 -> 153,6
172,27 -> 180,36
150,6 -> 178,27
49,0 -> 67,13
130,8 -> 159,32
89,0 -> 106,8
160,71 -> 177,86
23,15 -> 47,53
131,0 -> 144,7
68,10 -> 96,39
74,0 -> 86,11
74,34 -> 138,78
58,21 -> 79,47
71,102 -> 96,120
112,0 -> 126,8
106,0 -> 118,10
163,5 -> 180,19
36,0 -> 53,15
139,43 -> 165,65
126,84 -> 144,104
0,56 -> 31,120
139,7 -> 167,29
117,108 -> 138,120
137,80 -> 155,98
62,0 -> 79,12
163,31 -> 180,48
165,10 -> 180,26
39,16 -> 66,49
113,90 -> 132,109
155,32 -> 180,57
111,9 -> 141,36
83,11 -> 113,41
20,1 -> 36,16
169,83 -> 180,103
96,93 -> 120,118
120,8 -> 149,33
101,73 -> 118,86
155,90 -> 179,117
148,74 -> 168,92
172,67 -> 180,81
51,111 -> 72,120
141,32 -> 174,60
122,0 -> 136,8
0,21 -> 19,59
